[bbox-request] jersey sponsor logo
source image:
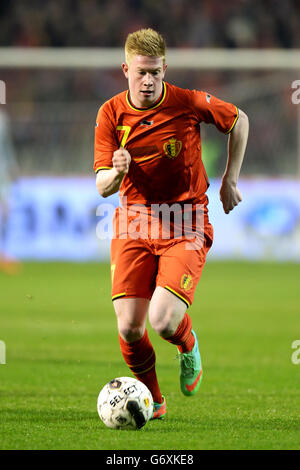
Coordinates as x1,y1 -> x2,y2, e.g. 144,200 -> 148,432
206,93 -> 211,103
180,273 -> 193,291
163,138 -> 182,159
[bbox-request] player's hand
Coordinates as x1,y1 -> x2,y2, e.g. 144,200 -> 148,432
219,177 -> 242,214
112,147 -> 131,175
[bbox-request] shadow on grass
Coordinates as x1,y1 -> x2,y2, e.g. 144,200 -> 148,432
1,408 -> 172,436
4,403 -> 299,435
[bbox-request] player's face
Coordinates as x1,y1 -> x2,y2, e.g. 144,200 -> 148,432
122,55 -> 167,108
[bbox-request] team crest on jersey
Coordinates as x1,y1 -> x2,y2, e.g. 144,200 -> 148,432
180,274 -> 193,291
163,138 -> 182,159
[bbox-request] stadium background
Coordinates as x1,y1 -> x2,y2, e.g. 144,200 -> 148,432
1,0 -> 300,451
0,0 -> 300,261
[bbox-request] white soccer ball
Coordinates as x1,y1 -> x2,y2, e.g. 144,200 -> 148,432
97,376 -> 154,430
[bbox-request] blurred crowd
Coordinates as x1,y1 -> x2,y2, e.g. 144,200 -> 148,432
0,0 -> 298,178
0,0 -> 299,48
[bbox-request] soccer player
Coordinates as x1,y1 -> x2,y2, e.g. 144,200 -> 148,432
94,29 -> 249,420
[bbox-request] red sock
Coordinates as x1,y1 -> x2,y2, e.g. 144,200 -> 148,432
119,329 -> 163,404
163,313 -> 195,353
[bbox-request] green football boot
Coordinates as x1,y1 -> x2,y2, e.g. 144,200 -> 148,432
177,330 -> 203,396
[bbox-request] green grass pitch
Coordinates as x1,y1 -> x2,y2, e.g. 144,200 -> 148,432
0,261 -> 299,450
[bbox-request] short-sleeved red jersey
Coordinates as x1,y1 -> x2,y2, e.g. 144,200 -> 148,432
94,81 -> 238,206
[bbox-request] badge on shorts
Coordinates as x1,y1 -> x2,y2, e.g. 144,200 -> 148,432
180,274 -> 193,291
163,138 -> 182,159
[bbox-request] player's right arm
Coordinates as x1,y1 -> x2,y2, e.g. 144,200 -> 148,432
96,147 -> 131,198
94,102 -> 131,198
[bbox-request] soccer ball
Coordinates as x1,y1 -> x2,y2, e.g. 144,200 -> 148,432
97,376 -> 153,430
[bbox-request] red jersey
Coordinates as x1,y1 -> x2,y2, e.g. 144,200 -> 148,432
94,81 -> 238,206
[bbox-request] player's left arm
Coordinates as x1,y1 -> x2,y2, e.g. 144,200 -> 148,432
219,108 -> 249,214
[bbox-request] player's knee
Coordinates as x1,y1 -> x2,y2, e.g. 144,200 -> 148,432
154,323 -> 174,338
118,324 -> 145,343
149,309 -> 176,338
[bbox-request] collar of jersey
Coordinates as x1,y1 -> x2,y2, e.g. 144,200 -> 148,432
126,81 -> 166,112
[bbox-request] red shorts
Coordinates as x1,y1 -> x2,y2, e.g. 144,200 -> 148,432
110,205 -> 213,308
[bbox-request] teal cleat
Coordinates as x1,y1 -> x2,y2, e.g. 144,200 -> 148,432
150,395 -> 167,420
177,330 -> 203,396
